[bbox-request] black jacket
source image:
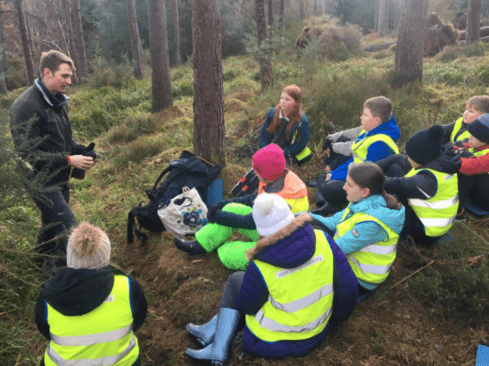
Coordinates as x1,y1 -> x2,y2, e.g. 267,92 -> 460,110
35,266 -> 147,340
379,144 -> 462,200
10,79 -> 83,186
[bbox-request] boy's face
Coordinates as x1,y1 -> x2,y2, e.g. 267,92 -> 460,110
468,134 -> 486,149
361,107 -> 381,132
463,102 -> 483,124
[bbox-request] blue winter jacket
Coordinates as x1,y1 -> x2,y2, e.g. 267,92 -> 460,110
259,107 -> 310,157
235,214 -> 358,359
330,115 -> 401,181
310,194 -> 405,290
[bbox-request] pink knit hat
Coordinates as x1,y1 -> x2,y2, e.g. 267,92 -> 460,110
252,144 -> 286,181
67,222 -> 111,269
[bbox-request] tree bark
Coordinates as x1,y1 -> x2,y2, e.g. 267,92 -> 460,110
278,0 -> 284,27
374,0 -> 379,32
148,0 -> 172,112
313,0 -> 318,17
171,0 -> 181,65
377,0 -> 389,37
268,0 -> 274,29
392,0 -> 428,88
299,0 -> 304,20
73,0 -> 89,81
15,0 -> 36,85
255,0 -> 272,90
127,0 -> 143,79
466,0 -> 481,46
0,11 -> 8,93
191,0 -> 226,166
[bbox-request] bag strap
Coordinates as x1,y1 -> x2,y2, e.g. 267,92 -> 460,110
152,166 -> 172,190
127,205 -> 149,245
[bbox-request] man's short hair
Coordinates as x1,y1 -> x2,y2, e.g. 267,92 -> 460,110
468,95 -> 489,114
364,96 -> 393,123
39,50 -> 76,78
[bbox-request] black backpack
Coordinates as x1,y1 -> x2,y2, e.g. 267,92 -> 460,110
127,151 -> 221,244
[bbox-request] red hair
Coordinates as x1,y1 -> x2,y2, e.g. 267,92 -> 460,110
266,84 -> 303,141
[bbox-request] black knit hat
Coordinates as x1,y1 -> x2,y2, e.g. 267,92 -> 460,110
405,125 -> 444,165
468,114 -> 489,143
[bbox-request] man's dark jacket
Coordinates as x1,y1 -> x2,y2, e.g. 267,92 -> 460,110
10,79 -> 82,187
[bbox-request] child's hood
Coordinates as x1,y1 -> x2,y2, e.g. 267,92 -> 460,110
360,114 -> 401,142
348,194 -> 405,234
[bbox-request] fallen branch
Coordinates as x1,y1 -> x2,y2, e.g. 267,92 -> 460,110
390,260 -> 435,290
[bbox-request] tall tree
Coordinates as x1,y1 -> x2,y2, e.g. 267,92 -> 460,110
148,0 -> 172,112
255,0 -> 272,90
374,0 -> 379,31
191,0 -> 225,166
299,0 -> 304,20
466,0 -> 481,46
0,13 -> 8,93
313,0 -> 318,16
392,0 -> 428,88
268,0 -> 274,29
377,0 -> 389,37
73,0 -> 89,81
15,0 -> 36,85
127,0 -> 143,79
278,0 -> 284,27
170,0 -> 181,65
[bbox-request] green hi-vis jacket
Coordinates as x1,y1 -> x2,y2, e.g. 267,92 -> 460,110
405,168 -> 458,237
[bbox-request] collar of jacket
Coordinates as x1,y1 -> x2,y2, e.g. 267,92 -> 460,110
34,78 -> 69,109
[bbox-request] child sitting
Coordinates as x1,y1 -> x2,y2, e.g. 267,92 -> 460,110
173,144 -> 309,270
309,162 -> 405,298
184,194 -> 358,364
310,96 -> 400,216
454,114 -> 489,219
376,125 -> 461,246
259,84 -> 312,166
441,95 -> 489,145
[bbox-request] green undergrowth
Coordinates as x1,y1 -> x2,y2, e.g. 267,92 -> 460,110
2,37 -> 489,365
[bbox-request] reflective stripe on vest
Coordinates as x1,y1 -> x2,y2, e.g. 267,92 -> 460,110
246,229 -> 334,342
450,117 -> 471,143
290,118 -> 313,163
44,275 -> 138,366
334,207 -> 398,284
406,168 -> 458,237
258,170 -> 309,213
351,133 -> 399,163
468,146 -> 489,157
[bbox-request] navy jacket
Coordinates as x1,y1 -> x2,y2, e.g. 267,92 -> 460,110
236,214 -> 358,359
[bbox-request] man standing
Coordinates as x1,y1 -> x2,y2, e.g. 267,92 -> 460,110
11,50 -> 95,269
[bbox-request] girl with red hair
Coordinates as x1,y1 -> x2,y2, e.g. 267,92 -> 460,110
259,84 -> 312,166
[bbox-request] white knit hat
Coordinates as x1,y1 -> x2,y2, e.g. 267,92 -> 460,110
67,222 -> 111,269
252,193 -> 294,237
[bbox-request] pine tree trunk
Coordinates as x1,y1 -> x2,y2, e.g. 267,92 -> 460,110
148,0 -> 172,112
299,0 -> 304,20
313,0 -> 318,16
15,0 -> 36,85
191,0 -> 226,166
374,0 -> 379,32
392,0 -> 428,88
268,0 -> 274,29
278,0 -> 284,27
0,11 -> 8,93
127,0 -> 143,79
466,0 -> 481,46
73,0 -> 89,81
171,0 -> 181,65
378,0 -> 389,37
255,0 -> 272,90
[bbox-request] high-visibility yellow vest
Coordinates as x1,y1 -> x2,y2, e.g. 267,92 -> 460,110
44,275 -> 139,366
246,230 -> 334,342
334,206 -> 398,285
351,133 -> 399,164
405,168 -> 458,237
258,170 -> 309,213
450,117 -> 471,143
468,146 -> 489,157
291,120 -> 313,164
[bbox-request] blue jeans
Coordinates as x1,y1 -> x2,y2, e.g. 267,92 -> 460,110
32,184 -> 77,260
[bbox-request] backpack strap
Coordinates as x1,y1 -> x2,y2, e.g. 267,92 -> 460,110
127,203 -> 149,245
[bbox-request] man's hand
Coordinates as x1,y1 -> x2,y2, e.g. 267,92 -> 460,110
70,155 -> 94,170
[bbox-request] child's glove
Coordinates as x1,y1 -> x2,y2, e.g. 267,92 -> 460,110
322,137 -> 333,152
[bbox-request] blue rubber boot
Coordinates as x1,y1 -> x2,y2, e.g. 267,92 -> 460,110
186,308 -> 241,365
186,314 -> 217,346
